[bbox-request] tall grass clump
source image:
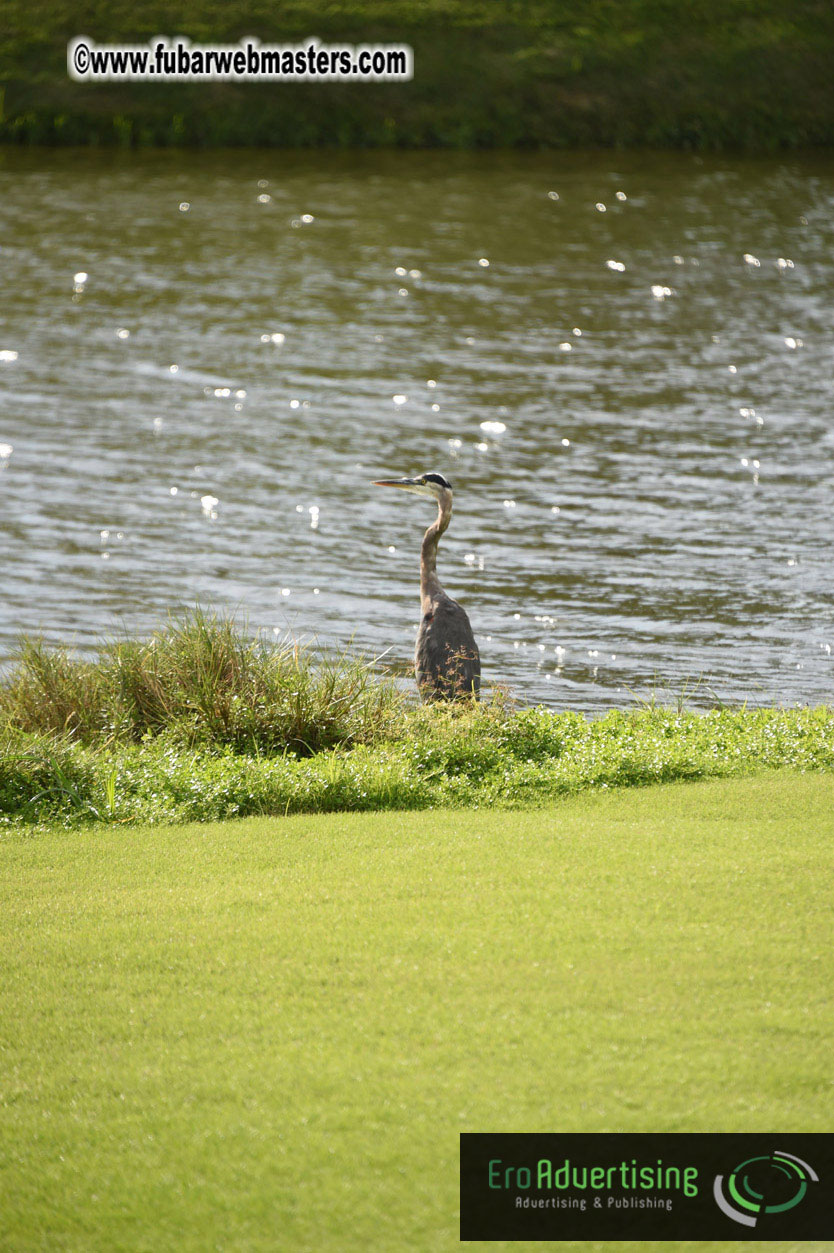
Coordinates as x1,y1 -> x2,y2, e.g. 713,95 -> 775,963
0,727 -> 102,821
0,610 -> 406,754
1,638 -> 108,742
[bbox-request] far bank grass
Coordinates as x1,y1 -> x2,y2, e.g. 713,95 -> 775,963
2,613 -> 833,828
3,0 -> 834,149
1,773 -> 832,1251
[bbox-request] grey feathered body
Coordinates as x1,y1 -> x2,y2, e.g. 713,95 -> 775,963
415,591 -> 481,700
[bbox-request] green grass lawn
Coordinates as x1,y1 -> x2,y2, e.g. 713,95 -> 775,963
1,771 -> 832,1251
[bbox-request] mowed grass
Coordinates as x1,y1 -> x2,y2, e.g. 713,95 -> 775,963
1,772 -> 832,1252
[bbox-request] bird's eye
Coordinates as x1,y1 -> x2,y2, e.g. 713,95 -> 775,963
419,476 -> 427,484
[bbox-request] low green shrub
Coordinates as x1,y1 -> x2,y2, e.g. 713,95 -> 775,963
2,703 -> 833,830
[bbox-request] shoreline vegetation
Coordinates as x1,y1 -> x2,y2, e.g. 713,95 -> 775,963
1,612 -> 832,829
2,2 -> 834,150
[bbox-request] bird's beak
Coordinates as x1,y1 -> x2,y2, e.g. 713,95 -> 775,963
372,478 -> 421,490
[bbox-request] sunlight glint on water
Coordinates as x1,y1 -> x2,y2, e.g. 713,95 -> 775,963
0,149 -> 832,711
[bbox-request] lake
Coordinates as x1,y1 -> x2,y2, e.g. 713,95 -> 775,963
0,147 -> 831,710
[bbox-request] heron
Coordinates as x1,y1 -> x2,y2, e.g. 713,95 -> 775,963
373,472 -> 481,701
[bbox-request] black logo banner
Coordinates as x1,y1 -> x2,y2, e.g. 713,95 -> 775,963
460,1133 -> 834,1240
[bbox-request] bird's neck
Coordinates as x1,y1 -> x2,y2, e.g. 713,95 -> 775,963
420,494 -> 452,612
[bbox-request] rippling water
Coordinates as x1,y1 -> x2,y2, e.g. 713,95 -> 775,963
1,148 -> 832,710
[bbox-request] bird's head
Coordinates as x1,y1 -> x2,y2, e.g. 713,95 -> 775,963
372,472 -> 453,502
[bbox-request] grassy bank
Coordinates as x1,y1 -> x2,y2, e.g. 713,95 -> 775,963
2,614 -> 833,828
2,1 -> 834,150
1,774 -> 832,1250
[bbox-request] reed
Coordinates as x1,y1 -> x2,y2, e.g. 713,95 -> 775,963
0,609 -> 406,755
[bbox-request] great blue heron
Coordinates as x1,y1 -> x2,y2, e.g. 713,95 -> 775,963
373,472 -> 481,701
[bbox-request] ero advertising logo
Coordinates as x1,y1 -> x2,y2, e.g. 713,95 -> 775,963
713,1150 -> 818,1228
460,1133 -> 833,1241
